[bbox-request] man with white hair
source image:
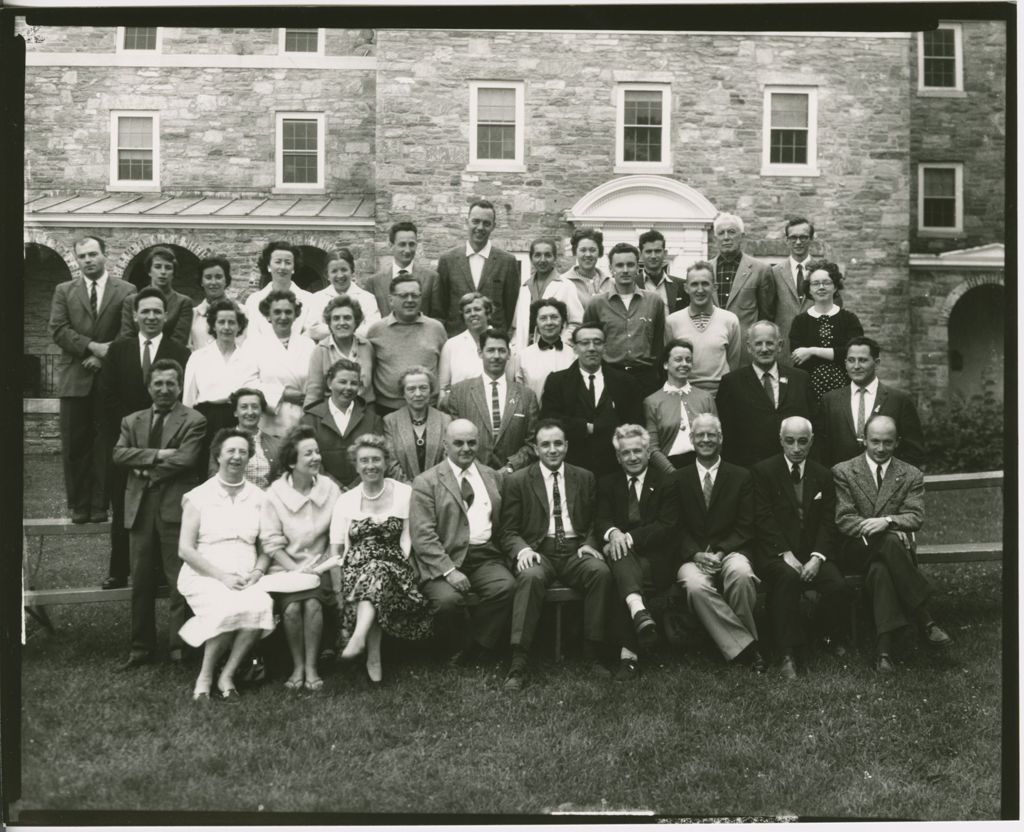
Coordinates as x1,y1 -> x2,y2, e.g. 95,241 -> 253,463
751,416 -> 851,680
708,213 -> 776,364
662,413 -> 765,672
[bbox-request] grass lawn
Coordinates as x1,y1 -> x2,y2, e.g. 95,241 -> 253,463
15,454 -> 1007,819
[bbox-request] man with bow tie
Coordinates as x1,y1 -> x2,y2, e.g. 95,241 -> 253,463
751,417 -> 851,679
833,415 -> 952,673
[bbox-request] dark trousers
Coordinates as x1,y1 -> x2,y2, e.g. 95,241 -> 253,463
194,401 -> 237,474
511,538 -> 617,650
129,490 -> 186,658
607,552 -> 660,652
419,545 -> 515,650
60,391 -> 108,514
667,451 -> 697,470
613,363 -> 662,398
760,556 -> 851,649
843,532 -> 932,636
108,465 -> 130,580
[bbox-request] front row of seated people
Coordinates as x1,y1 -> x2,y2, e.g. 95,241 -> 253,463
117,358 -> 951,699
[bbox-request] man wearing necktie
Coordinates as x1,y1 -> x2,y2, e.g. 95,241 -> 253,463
770,218 -> 825,365
113,358 -> 206,668
662,414 -> 766,672
49,236 -> 136,523
751,417 -> 851,680
364,221 -> 439,320
99,288 -> 190,589
500,419 -> 619,689
716,320 -> 815,468
833,416 -> 952,673
817,336 -> 925,468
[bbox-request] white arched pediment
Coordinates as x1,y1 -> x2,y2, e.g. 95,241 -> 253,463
566,175 -> 718,225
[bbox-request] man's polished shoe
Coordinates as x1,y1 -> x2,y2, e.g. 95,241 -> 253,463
924,622 -> 953,648
875,653 -> 895,673
632,609 -> 658,645
89,512 -> 109,524
70,511 -> 89,525
779,655 -> 798,681
118,653 -> 153,671
101,576 -> 127,590
504,653 -> 528,691
613,657 -> 640,682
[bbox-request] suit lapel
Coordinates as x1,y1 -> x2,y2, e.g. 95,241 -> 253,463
640,467 -> 661,510
726,256 -> 754,308
96,280 -> 122,321
873,384 -> 890,419
777,368 -> 791,408
781,261 -> 800,303
341,400 -> 366,439
395,410 -> 416,474
160,403 -> 186,447
423,410 -> 444,475
839,386 -> 857,441
690,466 -> 710,518
873,459 -> 902,514
529,465 -> 549,516
470,380 -> 491,431
852,456 -> 878,506
495,381 -> 522,443
438,463 -> 466,513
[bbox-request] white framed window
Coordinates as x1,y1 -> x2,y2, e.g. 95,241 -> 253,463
614,84 -> 671,174
918,163 -> 964,234
468,81 -> 525,172
279,28 -> 325,56
108,111 -> 159,191
918,23 -> 964,93
115,26 -> 161,53
275,112 -> 326,191
761,86 -> 819,176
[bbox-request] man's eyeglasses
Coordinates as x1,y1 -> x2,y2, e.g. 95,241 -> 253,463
787,235 -> 812,243
391,292 -> 421,300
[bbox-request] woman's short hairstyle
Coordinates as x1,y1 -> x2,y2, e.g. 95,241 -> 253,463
326,357 -> 362,385
529,236 -> 559,258
229,386 -> 268,414
612,423 -> 651,451
570,227 -> 604,257
347,432 -> 392,466
144,246 -> 177,274
326,247 -> 355,271
258,288 -> 301,318
802,259 -> 845,293
210,427 -> 255,469
529,297 -> 567,335
322,292 -> 364,328
661,337 -> 695,365
274,425 -> 320,480
205,297 -> 248,336
198,255 -> 232,287
458,291 -> 493,319
258,240 -> 302,279
399,365 -> 436,394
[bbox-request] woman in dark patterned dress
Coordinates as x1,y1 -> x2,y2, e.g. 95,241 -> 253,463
329,434 -> 432,684
788,259 -> 865,401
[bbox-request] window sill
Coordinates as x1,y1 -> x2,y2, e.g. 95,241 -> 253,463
760,166 -> 820,178
106,183 -> 161,193
613,162 -> 673,175
271,186 -> 327,195
916,88 -> 967,98
917,228 -> 964,238
465,162 -> 527,173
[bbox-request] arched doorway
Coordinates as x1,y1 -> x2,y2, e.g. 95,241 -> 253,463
123,244 -> 203,302
948,283 -> 1004,401
24,243 -> 73,397
295,245 -> 328,293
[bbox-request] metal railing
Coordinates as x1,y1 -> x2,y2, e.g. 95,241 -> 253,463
24,353 -> 62,397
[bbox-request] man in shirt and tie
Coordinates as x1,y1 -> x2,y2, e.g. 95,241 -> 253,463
99,287 -> 190,589
716,320 -> 815,468
500,419 -> 619,689
49,235 -> 137,523
770,217 -> 820,362
365,221 -> 439,320
751,417 -> 851,680
410,419 -> 515,666
663,413 -> 766,672
113,358 -> 206,668
432,199 -> 521,335
818,336 -> 925,467
833,415 -> 952,672
446,328 -> 539,473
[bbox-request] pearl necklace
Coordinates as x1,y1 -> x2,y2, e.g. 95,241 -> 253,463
361,481 -> 387,501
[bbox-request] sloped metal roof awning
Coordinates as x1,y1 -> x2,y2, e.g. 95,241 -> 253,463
24,192 -> 376,230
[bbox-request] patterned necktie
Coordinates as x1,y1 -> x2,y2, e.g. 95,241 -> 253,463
460,474 -> 475,508
88,279 -> 98,316
551,471 -> 566,546
702,470 -> 714,508
762,371 -> 775,409
142,339 -> 153,380
876,464 -> 884,492
148,408 -> 167,449
791,462 -> 802,484
856,387 -> 867,440
587,374 -> 596,409
796,264 -> 804,294
627,476 -> 641,524
490,380 -> 501,435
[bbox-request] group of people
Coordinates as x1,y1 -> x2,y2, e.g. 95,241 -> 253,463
47,199 -> 949,699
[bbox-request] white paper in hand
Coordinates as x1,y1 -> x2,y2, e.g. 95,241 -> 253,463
254,572 -> 320,594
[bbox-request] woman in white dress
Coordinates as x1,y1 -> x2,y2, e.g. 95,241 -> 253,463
177,428 -> 275,702
511,297 -> 576,401
511,237 -> 584,353
437,292 -> 492,410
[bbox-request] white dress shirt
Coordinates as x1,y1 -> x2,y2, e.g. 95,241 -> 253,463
465,240 -> 492,289
328,397 -> 354,436
182,340 -> 260,407
483,373 -> 508,424
664,382 -> 695,456
138,331 -> 163,366
752,362 -> 781,408
865,454 -> 891,485
849,377 -> 880,434
578,366 -> 605,404
540,463 -> 576,538
447,459 -> 493,545
84,271 -> 109,311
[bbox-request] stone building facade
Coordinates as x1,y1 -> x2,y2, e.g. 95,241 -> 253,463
21,22 -> 1006,445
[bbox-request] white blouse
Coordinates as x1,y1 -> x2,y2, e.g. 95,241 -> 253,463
512,341 -> 575,401
329,478 -> 412,558
510,273 -> 584,354
245,332 -> 316,409
304,283 -> 381,342
243,281 -> 317,340
439,329 -> 485,392
182,340 -> 261,407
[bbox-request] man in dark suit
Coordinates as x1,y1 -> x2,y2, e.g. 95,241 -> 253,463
49,235 -> 137,523
500,419 -> 620,689
113,358 -> 205,668
539,322 -> 643,477
834,415 -> 952,673
364,220 -> 439,320
751,417 -> 851,679
431,199 -> 521,335
447,328 -> 539,473
594,424 -> 676,680
410,419 -> 515,664
300,358 -> 384,488
709,213 -> 776,365
716,320 -> 816,468
636,228 -> 688,314
818,336 -> 925,468
662,413 -> 766,671
99,287 -> 190,589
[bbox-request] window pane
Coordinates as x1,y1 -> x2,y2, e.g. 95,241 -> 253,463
923,197 -> 955,227
284,28 -> 319,53
283,119 -> 317,151
477,88 -> 516,123
282,152 -> 318,183
923,28 -> 955,58
118,117 -> 153,150
123,27 -> 157,50
923,56 -> 956,87
770,129 -> 808,165
771,93 -> 808,129
923,168 -> 956,197
624,90 -> 663,127
624,127 -> 662,162
477,124 -> 516,160
118,150 -> 153,181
